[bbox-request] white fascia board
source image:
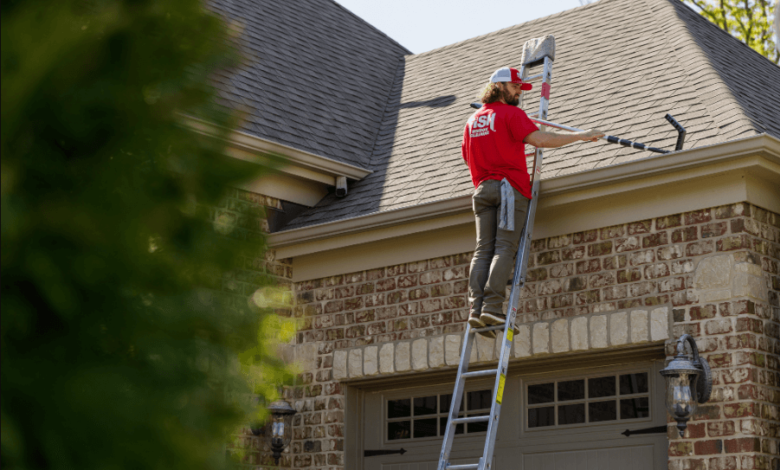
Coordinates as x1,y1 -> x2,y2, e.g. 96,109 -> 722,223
184,116 -> 372,181
267,133 -> 780,254
540,133 -> 780,197
267,195 -> 472,248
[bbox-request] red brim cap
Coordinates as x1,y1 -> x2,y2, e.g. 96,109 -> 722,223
510,68 -> 533,90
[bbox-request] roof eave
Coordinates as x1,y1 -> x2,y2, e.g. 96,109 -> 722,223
267,133 -> 780,253
185,115 -> 373,181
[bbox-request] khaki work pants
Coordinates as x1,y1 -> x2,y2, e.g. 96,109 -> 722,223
468,179 -> 529,317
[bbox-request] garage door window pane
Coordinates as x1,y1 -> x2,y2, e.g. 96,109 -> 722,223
528,383 -> 554,404
558,380 -> 585,401
466,412 -> 489,433
413,418 -> 437,438
388,399 -> 411,419
588,376 -> 616,398
620,397 -> 649,419
589,400 -> 617,422
439,393 -> 464,413
468,390 -> 492,411
388,421 -> 411,440
439,416 -> 464,435
414,396 -> 437,416
558,404 -> 585,425
619,373 -> 648,395
528,406 -> 555,428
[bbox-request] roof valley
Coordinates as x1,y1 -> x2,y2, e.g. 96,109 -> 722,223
367,56 -> 409,171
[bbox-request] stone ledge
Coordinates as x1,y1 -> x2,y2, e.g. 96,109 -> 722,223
331,307 -> 670,380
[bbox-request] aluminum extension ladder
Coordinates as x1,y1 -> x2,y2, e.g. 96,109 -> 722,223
437,35 -> 556,470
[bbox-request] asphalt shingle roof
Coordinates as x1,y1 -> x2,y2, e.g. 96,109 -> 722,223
282,0 -> 780,230
207,0 -> 410,169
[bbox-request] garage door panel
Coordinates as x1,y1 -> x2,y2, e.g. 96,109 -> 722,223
361,361 -> 667,470
522,444 -> 654,470
378,457 -> 493,470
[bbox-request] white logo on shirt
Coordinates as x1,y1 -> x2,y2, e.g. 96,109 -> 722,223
468,112 -> 496,137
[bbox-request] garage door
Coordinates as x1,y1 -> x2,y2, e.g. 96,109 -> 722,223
360,361 -> 668,470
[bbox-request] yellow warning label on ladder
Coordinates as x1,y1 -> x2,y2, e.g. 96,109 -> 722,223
496,374 -> 506,404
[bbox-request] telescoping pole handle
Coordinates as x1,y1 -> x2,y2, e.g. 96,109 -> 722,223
664,114 -> 686,151
468,103 -> 669,154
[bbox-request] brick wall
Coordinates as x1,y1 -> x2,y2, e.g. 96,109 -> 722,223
210,188 -> 296,468
664,205 -> 780,470
273,202 -> 779,470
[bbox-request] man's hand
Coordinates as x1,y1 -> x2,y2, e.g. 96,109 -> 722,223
577,129 -> 605,142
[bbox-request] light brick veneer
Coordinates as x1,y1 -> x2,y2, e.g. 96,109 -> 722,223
273,202 -> 779,470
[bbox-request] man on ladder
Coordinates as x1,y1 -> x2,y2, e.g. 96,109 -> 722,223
463,66 -> 604,333
441,35 -> 675,470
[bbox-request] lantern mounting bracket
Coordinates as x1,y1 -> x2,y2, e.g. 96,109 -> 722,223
676,334 -> 712,404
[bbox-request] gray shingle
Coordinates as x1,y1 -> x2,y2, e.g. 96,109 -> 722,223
207,0 -> 409,169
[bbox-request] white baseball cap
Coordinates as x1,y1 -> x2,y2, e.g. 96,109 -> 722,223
489,67 -> 533,90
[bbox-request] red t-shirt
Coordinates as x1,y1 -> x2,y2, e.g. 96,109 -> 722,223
461,102 -> 539,199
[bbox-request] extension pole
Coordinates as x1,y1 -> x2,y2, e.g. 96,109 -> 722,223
469,102 -> 669,154
530,117 -> 669,154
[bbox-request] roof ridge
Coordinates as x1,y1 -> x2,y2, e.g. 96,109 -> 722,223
329,0 -> 413,55
647,0 -> 757,141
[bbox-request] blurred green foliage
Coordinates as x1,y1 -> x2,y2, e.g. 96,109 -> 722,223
683,0 -> 779,63
1,0 -> 295,468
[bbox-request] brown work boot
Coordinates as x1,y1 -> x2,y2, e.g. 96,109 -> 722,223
480,311 -> 506,326
469,311 -> 497,338
480,311 -> 520,336
468,311 -> 485,329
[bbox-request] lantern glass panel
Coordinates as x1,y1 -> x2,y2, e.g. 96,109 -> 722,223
265,413 -> 294,449
665,372 -> 698,420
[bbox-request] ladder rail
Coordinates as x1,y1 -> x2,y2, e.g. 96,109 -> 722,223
436,323 -> 477,470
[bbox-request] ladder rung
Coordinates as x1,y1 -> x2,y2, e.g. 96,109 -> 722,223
452,415 -> 490,424
472,324 -> 504,334
447,465 -> 479,470
462,369 -> 498,379
524,73 -> 543,81
527,111 -> 539,117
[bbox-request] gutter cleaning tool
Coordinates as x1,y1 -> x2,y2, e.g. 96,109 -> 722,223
470,103 -> 687,154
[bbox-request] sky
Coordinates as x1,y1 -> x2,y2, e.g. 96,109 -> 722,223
334,0 -> 592,54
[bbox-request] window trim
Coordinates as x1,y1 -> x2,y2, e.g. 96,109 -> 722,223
523,365 -> 654,433
381,382 -> 493,445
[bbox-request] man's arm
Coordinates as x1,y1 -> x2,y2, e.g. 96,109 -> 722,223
524,129 -> 605,148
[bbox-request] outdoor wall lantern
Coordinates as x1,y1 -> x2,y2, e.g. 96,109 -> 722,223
250,399 -> 297,465
659,334 -> 712,437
